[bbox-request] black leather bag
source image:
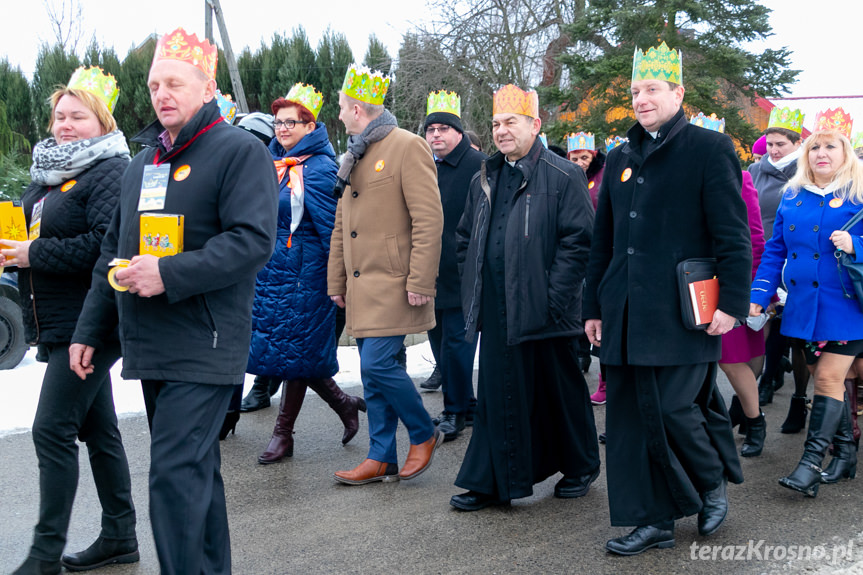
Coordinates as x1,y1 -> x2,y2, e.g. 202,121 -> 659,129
835,208 -> 863,312
676,258 -> 718,330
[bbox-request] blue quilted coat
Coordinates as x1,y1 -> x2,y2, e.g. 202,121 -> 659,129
247,124 -> 339,378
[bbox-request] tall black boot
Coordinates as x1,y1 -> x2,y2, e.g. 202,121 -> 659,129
778,395 -> 845,497
741,412 -> 766,457
822,395 -> 858,484
258,381 -> 306,464
728,395 -> 747,436
758,374 -> 774,406
240,375 -> 281,412
781,395 -> 809,434
306,378 -> 367,445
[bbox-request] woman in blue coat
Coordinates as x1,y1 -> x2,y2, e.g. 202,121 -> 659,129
751,128 -> 863,496
248,84 -> 365,464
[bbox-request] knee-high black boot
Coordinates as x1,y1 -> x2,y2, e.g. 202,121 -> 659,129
306,378 -> 367,445
778,395 -> 845,497
821,394 -> 858,483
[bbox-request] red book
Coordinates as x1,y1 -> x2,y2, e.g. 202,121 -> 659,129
688,277 -> 719,326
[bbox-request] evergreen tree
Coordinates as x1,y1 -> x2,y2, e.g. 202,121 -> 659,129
114,42 -> 157,152
0,59 -> 34,147
237,47 -> 263,113
30,43 -> 81,139
316,29 -> 353,154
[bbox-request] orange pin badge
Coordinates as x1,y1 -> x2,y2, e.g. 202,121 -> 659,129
174,165 -> 191,181
588,181 -> 595,190
621,168 -> 632,182
60,180 -> 77,192
829,198 -> 843,208
375,160 -> 385,172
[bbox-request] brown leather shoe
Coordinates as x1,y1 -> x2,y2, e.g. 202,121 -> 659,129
334,459 -> 399,485
399,427 -> 444,480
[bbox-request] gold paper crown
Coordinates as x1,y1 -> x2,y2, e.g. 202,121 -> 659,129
286,83 -> 324,120
152,27 -> 217,80
427,90 -> 461,117
632,41 -> 682,85
814,107 -> 853,139
67,67 -> 119,114
690,112 -> 725,133
341,64 -> 390,106
566,132 -> 595,152
767,106 -> 804,134
605,135 -> 628,151
493,84 -> 539,118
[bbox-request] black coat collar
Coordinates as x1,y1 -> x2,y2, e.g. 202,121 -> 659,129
132,100 -> 222,152
624,108 -> 687,165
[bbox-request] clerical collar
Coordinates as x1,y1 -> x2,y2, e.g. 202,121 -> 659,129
647,130 -> 659,140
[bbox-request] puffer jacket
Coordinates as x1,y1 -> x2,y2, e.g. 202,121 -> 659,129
246,125 -> 339,379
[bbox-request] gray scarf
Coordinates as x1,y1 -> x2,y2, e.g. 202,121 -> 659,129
333,109 -> 398,197
30,130 -> 131,186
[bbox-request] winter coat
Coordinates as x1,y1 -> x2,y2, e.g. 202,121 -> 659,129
586,151 -> 606,209
18,156 -> 127,344
583,109 -> 752,366
73,100 -> 278,385
749,153 -> 799,240
457,137 -> 595,345
434,134 -> 486,309
751,184 -> 863,342
246,125 -> 339,379
327,127 -> 443,338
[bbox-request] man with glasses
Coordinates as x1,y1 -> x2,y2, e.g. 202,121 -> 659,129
422,91 -> 486,441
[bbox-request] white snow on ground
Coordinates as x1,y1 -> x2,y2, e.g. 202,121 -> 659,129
0,341 -> 458,438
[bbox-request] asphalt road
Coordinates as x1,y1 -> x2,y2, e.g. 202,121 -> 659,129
2,365 -> 862,574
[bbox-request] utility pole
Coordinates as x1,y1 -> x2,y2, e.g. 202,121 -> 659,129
205,0 -> 248,113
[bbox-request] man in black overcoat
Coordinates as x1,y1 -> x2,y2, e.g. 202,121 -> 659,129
583,42 -> 752,555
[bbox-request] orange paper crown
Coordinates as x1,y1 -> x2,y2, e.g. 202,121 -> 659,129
152,27 -> 217,80
814,107 -> 853,139
493,84 -> 539,118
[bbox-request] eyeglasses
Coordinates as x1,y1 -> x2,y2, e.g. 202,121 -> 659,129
273,119 -> 309,130
425,125 -> 452,135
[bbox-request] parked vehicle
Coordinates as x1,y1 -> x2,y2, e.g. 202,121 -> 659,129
0,269 -> 28,369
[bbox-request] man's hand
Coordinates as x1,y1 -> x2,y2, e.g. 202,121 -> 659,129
69,343 -> 96,380
116,254 -> 165,297
0,239 -> 33,268
706,309 -> 736,336
749,303 -> 763,316
407,292 -> 431,306
585,319 -> 602,347
331,294 -> 346,308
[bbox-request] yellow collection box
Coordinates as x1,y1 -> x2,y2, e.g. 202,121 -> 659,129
140,213 -> 184,257
0,201 -> 27,249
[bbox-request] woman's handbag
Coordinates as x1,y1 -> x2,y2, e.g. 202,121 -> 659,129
835,207 -> 863,312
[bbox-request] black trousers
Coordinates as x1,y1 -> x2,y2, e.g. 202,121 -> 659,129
29,341 -> 135,560
428,307 -> 477,415
142,380 -> 233,575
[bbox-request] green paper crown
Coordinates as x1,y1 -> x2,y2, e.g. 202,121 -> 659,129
768,107 -> 805,134
286,83 -> 323,120
427,90 -> 461,117
341,64 -> 390,106
853,131 -> 863,150
632,42 -> 682,85
67,66 -> 119,114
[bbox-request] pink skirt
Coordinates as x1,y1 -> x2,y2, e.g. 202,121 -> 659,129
720,324 -> 765,364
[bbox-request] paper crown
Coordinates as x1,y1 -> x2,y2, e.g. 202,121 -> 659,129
853,132 -> 863,150
767,106 -> 804,134
67,66 -> 119,114
632,41 -> 682,85
538,133 -> 548,148
286,83 -> 323,120
690,112 -> 725,133
341,64 -> 390,106
427,90 -> 461,117
605,136 -> 628,151
566,132 -> 595,152
152,27 -> 217,80
814,107 -> 853,139
493,84 -> 539,118
214,90 -> 237,124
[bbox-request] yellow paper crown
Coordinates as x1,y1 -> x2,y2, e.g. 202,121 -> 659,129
767,107 -> 804,134
493,84 -> 539,118
67,67 -> 119,114
605,135 -> 628,151
427,90 -> 461,117
814,107 -> 853,139
690,112 -> 725,133
214,90 -> 237,123
632,42 -> 682,85
566,132 -> 595,152
152,27 -> 217,80
286,83 -> 324,120
341,64 -> 390,106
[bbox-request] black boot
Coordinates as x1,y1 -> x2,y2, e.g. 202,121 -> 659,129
758,374 -> 774,406
306,378 -> 367,445
728,395 -> 747,436
741,412 -> 766,457
11,557 -> 61,575
241,375 -> 281,412
778,395 -> 845,497
420,365 -> 442,391
61,536 -> 139,571
219,411 -> 240,440
822,395 -> 858,484
258,381 -> 306,464
781,395 -> 809,434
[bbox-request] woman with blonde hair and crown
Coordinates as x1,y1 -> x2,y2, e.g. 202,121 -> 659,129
751,122 -> 863,497
3,67 -> 138,575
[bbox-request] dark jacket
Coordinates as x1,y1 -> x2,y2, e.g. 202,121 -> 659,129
456,137 -> 594,345
18,156 -> 127,344
434,134 -> 486,309
748,153 -> 800,240
247,124 -> 339,379
583,109 -> 751,366
73,100 -> 278,385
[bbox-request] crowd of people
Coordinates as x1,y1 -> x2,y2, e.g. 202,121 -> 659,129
2,27 -> 861,573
